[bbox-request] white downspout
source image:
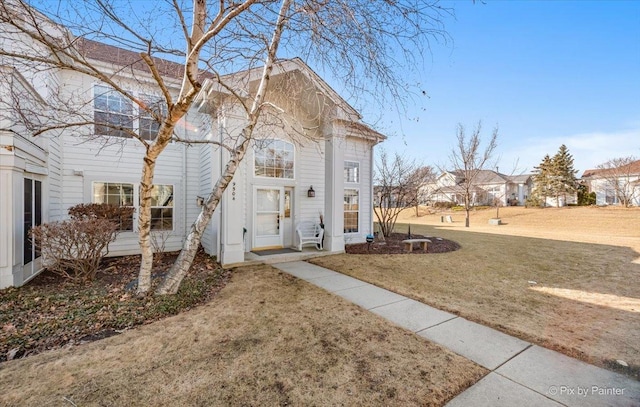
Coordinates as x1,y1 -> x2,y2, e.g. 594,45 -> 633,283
370,143 -> 375,235
216,115 -> 223,261
182,136 -> 187,239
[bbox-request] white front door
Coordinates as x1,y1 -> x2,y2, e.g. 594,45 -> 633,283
254,186 -> 284,249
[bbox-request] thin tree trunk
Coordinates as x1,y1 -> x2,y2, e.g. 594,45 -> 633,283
136,137 -> 172,294
156,0 -> 291,295
157,138 -> 249,294
136,155 -> 156,294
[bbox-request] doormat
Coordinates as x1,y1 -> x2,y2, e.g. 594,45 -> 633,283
251,248 -> 299,256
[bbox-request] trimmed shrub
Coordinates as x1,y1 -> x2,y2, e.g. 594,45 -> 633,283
30,218 -> 118,282
68,203 -> 134,230
29,203 -> 131,282
433,201 -> 456,209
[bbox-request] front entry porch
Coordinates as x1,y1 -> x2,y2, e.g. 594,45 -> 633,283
240,246 -> 341,267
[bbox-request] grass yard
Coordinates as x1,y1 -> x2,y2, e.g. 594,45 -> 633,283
0,264 -> 486,406
312,206 -> 640,379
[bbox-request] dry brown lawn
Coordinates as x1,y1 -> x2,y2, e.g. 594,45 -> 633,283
0,265 -> 486,406
312,206 -> 640,379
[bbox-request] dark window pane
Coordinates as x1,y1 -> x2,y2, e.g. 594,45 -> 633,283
23,179 -> 32,264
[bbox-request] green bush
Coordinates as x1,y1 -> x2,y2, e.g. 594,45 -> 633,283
525,195 -> 544,207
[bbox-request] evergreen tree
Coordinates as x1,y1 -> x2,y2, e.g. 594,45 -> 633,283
531,154 -> 553,207
531,145 -> 578,207
551,144 -> 578,206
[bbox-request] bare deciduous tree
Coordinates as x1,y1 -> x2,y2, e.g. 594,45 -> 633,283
595,156 -> 640,207
1,0 -> 451,295
448,122 -> 498,227
373,150 -> 433,238
412,166 -> 436,216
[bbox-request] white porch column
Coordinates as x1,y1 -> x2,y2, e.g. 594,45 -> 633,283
0,151 -> 24,288
324,128 -> 345,252
518,183 -> 525,203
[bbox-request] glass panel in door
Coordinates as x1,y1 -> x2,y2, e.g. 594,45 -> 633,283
23,179 -> 43,277
254,187 -> 284,249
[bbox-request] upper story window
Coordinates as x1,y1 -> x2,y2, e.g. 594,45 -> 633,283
344,161 -> 359,183
254,139 -> 294,179
94,85 -> 133,138
139,95 -> 167,140
94,85 -> 164,140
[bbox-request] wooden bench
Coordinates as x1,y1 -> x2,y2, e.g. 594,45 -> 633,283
402,238 -> 431,252
295,221 -> 324,251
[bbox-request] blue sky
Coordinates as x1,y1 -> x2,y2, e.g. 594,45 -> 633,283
361,0 -> 640,175
44,0 -> 639,175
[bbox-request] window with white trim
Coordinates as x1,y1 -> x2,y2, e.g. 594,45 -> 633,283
92,182 -> 174,231
254,139 -> 294,179
92,182 -> 135,230
94,85 -> 165,140
148,184 -> 174,231
344,188 -> 359,233
94,85 -> 134,138
344,161 -> 359,183
139,94 -> 168,140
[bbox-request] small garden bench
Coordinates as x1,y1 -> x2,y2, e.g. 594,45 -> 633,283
402,238 -> 431,252
296,221 -> 324,251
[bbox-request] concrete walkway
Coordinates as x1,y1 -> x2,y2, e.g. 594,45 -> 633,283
272,261 -> 640,407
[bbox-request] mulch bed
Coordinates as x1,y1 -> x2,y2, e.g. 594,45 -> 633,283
346,233 -> 461,254
1,249 -> 230,363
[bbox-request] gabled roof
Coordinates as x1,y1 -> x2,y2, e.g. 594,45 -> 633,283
442,170 -> 532,185
507,174 -> 533,184
199,58 -> 361,119
199,57 -> 385,143
446,169 -> 508,184
74,39 -> 385,143
582,160 -> 640,178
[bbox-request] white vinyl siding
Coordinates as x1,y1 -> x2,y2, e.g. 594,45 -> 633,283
297,140 -> 325,222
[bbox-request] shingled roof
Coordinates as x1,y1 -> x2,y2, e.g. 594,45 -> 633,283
582,160 -> 640,178
75,38 -> 195,80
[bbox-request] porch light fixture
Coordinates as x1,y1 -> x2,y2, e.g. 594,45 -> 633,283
307,186 -> 315,198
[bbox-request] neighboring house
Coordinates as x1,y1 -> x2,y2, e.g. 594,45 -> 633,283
581,160 -> 640,206
421,170 -> 532,206
0,24 -> 384,288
